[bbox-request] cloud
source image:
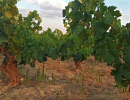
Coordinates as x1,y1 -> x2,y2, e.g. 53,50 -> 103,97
17,7 -> 31,17
116,9 -> 130,26
23,0 -> 36,3
119,12 -> 130,21
20,0 -> 68,19
36,0 -> 67,10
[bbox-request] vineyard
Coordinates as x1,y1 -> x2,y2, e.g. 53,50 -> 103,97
0,0 -> 130,99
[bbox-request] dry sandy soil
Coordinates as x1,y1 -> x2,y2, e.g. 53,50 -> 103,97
0,53 -> 130,100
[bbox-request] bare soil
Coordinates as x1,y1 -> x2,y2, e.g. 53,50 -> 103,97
0,53 -> 130,100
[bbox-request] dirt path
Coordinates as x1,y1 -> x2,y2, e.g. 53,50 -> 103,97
0,53 -> 130,100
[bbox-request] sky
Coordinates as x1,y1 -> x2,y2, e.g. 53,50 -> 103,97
15,0 -> 130,34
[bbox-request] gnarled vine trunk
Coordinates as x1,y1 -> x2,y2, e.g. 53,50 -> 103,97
0,52 -> 20,87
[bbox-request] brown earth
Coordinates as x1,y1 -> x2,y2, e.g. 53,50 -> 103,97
0,53 -> 130,100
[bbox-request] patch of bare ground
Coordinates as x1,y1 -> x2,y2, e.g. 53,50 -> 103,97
0,53 -> 130,100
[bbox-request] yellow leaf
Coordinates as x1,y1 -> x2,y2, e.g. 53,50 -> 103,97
14,14 -> 19,20
87,56 -> 90,59
10,17 -> 15,23
68,18 -> 71,22
113,21 -> 116,26
66,32 -> 69,35
36,14 -> 42,23
64,22 -> 68,28
0,0 -> 3,3
66,26 -> 69,28
5,10 -> 13,18
68,2 -> 73,8
89,29 -> 92,35
81,45 -> 84,48
13,31 -> 17,35
78,0 -> 83,3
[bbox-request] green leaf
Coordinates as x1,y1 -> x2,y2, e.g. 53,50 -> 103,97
30,60 -> 35,68
85,3 -> 91,12
123,47 -> 130,64
26,54 -> 31,64
114,10 -> 122,18
122,69 -> 130,80
126,23 -> 130,30
111,69 -> 119,76
94,22 -> 105,39
16,53 -> 22,63
0,2 -> 3,7
49,48 -> 53,56
116,19 -> 121,27
115,70 -> 122,83
108,6 -> 117,12
73,56 -> 79,62
52,53 -> 57,60
0,31 -> 8,45
33,51 -> 39,59
121,80 -> 130,87
37,51 -> 45,63
13,36 -> 21,43
103,51 -> 114,66
43,57 -> 47,62
27,41 -> 33,45
4,26 -> 14,35
73,25 -> 84,37
60,56 -> 65,61
98,0 -> 104,3
103,13 -> 113,25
